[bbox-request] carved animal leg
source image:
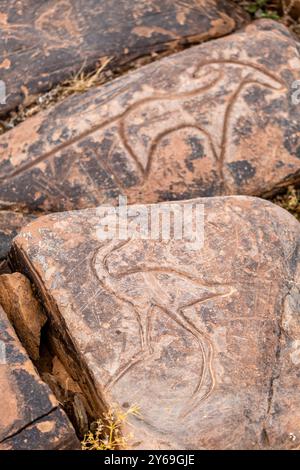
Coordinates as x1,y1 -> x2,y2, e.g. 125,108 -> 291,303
105,304 -> 154,391
160,305 -> 215,418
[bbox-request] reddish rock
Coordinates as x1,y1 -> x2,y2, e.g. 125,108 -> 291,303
0,305 -> 79,449
0,272 -> 47,361
0,211 -> 35,259
10,196 -> 300,449
282,0 -> 300,20
0,407 -> 79,450
0,0 -> 248,116
0,20 -> 299,213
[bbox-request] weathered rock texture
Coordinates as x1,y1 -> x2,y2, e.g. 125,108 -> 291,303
0,0 -> 248,116
10,196 -> 300,449
0,20 -> 299,213
0,305 -> 79,449
0,272 -> 47,361
0,211 -> 36,259
283,0 -> 300,20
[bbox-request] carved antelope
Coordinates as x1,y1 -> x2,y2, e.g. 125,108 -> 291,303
92,239 -> 236,415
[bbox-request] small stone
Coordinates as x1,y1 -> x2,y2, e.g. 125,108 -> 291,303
0,272 -> 47,361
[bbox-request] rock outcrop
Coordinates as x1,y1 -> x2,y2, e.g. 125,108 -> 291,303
0,211 -> 35,259
9,196 -> 300,449
0,305 -> 79,449
0,0 -> 248,116
0,21 -> 299,214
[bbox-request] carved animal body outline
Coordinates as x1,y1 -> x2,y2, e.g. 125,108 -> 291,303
0,60 -> 286,200
91,239 -> 236,417
118,61 -> 286,192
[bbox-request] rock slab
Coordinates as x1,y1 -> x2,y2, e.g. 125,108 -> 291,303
0,305 -> 79,449
11,196 -> 300,449
0,272 -> 47,361
0,20 -> 299,213
0,0 -> 247,115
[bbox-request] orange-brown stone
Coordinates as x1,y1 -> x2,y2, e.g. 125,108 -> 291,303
10,196 -> 300,449
0,20 -> 299,214
0,305 -> 79,449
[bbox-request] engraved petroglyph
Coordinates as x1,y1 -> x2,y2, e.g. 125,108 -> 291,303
91,239 -> 236,417
0,0 -> 248,116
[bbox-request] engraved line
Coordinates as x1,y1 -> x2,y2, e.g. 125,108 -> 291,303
0,72 -> 223,181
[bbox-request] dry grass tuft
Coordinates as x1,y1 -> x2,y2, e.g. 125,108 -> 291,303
52,57 -> 113,97
0,57 -> 113,135
271,185 -> 300,220
81,404 -> 140,450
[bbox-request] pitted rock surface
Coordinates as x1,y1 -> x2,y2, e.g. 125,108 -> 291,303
0,0 -> 248,116
0,20 -> 299,213
11,196 -> 300,449
0,305 -> 79,449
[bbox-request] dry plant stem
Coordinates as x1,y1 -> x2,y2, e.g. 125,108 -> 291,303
81,405 -> 140,450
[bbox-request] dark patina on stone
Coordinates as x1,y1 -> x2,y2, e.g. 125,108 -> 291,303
0,211 -> 36,259
0,0 -> 248,115
0,305 -> 79,449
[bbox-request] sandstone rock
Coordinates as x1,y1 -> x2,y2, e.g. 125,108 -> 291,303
0,407 -> 79,450
0,305 -> 79,449
0,272 -> 47,361
0,20 -> 299,213
10,196 -> 300,449
282,0 -> 300,20
0,0 -> 248,116
0,211 -> 35,259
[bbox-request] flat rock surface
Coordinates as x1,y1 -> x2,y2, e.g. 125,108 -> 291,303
0,305 -> 79,449
0,0 -> 247,116
11,196 -> 300,449
0,20 -> 299,213
0,211 -> 35,259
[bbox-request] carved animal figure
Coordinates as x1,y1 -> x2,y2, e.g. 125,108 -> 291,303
92,239 -> 236,415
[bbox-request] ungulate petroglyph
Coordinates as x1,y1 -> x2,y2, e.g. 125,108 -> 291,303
0,0 -> 300,452
0,0 -> 248,116
10,196 -> 300,449
93,239 -> 237,416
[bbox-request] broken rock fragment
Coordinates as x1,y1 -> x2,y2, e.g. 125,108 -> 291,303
10,196 -> 300,449
0,272 -> 47,361
0,305 -> 79,449
0,0 -> 248,116
0,20 -> 299,212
